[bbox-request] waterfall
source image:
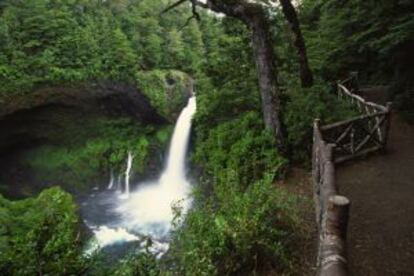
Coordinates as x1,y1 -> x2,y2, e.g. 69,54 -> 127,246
86,96 -> 196,254
116,174 -> 122,192
116,96 -> 196,237
124,151 -> 134,197
161,97 -> 196,183
107,169 -> 114,189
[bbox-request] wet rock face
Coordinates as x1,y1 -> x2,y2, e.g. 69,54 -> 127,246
0,81 -> 167,124
0,81 -> 168,198
84,81 -> 167,124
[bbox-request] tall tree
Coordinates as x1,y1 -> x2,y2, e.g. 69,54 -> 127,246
164,0 -> 285,149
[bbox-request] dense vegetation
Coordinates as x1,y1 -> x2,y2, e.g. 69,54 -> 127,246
0,187 -> 87,275
0,0 -> 412,275
19,118 -> 173,194
0,0 -> 203,93
300,0 -> 414,120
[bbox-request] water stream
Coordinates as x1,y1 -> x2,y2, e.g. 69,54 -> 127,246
107,169 -> 114,190
82,97 -> 196,256
119,151 -> 134,199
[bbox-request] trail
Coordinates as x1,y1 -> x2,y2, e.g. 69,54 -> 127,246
337,88 -> 414,275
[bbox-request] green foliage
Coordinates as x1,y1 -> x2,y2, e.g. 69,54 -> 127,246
194,112 -> 287,189
20,118 -> 170,192
155,125 -> 174,145
169,175 -> 303,275
283,80 -> 358,160
300,0 -> 414,82
0,187 -> 88,275
136,70 -> 191,119
297,0 -> 414,118
0,0 -> 206,94
112,245 -> 160,276
3,0 -> 401,274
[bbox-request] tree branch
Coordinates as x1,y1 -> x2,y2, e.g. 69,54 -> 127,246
162,0 -> 203,30
161,0 -> 187,15
278,0 -> 313,87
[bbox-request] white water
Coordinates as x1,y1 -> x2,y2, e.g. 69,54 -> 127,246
107,170 -> 114,189
119,151 -> 134,198
117,97 -> 196,237
86,225 -> 139,255
87,97 -> 196,254
116,174 -> 122,192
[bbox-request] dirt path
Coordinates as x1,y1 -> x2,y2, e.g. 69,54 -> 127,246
336,113 -> 414,275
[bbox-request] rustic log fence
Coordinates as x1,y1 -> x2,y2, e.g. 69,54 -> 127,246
312,74 -> 392,275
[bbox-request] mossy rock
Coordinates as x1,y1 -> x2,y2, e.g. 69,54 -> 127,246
135,70 -> 193,120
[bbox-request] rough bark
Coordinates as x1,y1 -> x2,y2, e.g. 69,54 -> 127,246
249,10 -> 284,147
279,0 -> 313,87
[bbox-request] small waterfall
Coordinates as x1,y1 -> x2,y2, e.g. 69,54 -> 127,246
116,174 -> 122,192
124,151 -> 134,198
107,169 -> 114,190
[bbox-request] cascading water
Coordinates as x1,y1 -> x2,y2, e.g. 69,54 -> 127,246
84,96 -> 196,255
107,170 -> 114,190
116,97 -> 196,237
119,151 -> 134,199
116,174 -> 122,192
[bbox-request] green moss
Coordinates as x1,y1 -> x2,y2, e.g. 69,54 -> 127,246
155,125 -> 174,145
135,70 -> 190,119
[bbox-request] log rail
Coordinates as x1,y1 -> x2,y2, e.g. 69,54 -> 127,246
312,74 -> 392,275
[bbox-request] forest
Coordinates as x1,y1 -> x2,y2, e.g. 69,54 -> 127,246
0,0 -> 413,275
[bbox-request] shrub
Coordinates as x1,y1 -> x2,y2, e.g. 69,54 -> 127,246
194,111 -> 287,190
283,80 -> 358,161
169,174 -> 303,275
0,187 -> 88,275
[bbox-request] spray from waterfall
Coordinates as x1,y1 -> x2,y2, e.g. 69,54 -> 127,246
86,96 -> 196,254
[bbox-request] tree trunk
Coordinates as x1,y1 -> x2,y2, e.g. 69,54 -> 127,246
249,12 -> 284,148
279,0 -> 313,87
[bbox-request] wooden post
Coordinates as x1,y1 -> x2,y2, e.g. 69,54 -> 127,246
319,195 -> 350,276
313,119 -> 321,186
321,144 -> 336,228
323,144 -> 336,195
313,119 -> 322,226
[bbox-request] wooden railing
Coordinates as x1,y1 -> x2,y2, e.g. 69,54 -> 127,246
313,120 -> 350,276
322,81 -> 392,163
312,75 -> 392,275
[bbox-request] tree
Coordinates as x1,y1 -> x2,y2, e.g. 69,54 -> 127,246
163,27 -> 186,68
164,0 -> 285,149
